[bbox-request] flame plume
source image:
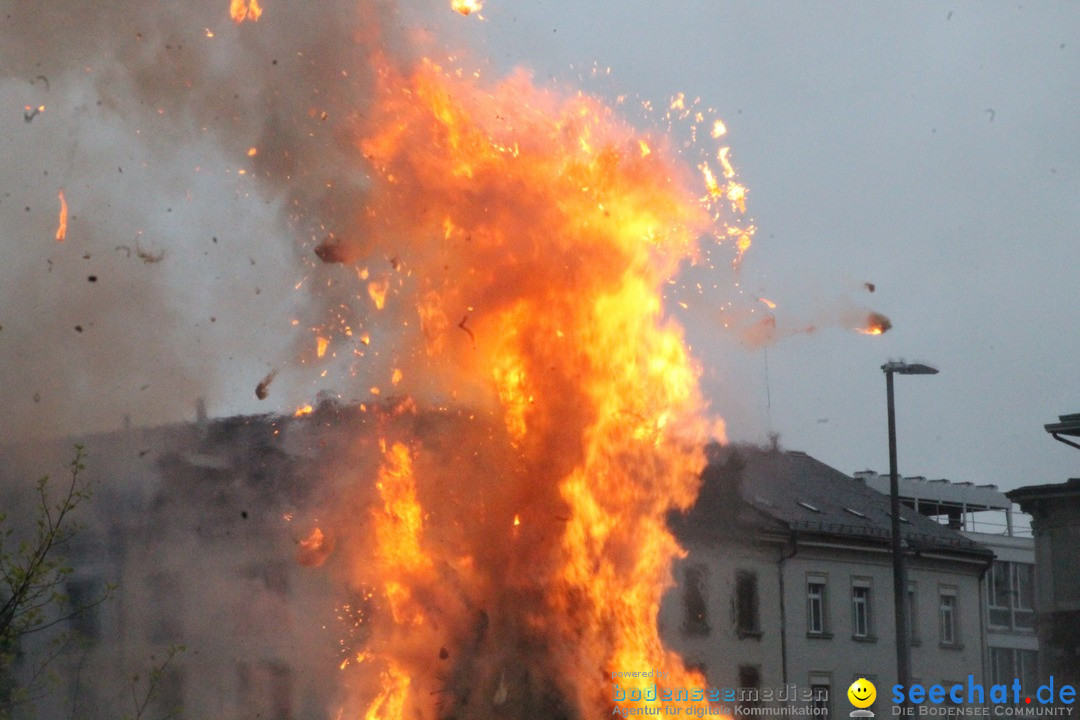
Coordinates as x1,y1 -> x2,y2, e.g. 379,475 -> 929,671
312,56 -> 728,720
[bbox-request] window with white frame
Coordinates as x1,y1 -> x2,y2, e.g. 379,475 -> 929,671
807,575 -> 828,635
851,579 -> 872,639
939,587 -> 959,646
987,561 -> 1035,631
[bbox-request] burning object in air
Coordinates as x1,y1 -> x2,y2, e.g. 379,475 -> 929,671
857,311 -> 892,335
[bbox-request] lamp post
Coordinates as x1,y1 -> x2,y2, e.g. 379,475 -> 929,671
882,360 -> 938,699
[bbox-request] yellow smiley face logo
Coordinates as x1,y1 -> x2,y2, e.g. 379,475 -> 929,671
847,678 -> 876,709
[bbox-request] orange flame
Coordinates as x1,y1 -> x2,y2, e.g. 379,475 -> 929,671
294,404 -> 314,417
55,190 -> 67,242
857,311 -> 893,335
451,0 -> 483,16
230,0 -> 262,23
316,57 -> 731,719
297,527 -> 333,567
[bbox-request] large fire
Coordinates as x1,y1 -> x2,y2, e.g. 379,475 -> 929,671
288,53 -> 733,719
278,52 -> 738,720
219,2 -> 745,718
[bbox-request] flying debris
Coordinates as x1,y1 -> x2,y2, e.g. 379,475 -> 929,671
296,527 -> 333,567
864,282 -> 876,293
55,190 -> 67,241
135,240 -> 165,263
24,105 -> 44,123
457,315 -> 476,346
255,368 -> 278,400
230,0 -> 262,23
314,235 -> 348,264
857,312 -> 892,336
985,108 -> 995,122
451,0 -> 483,16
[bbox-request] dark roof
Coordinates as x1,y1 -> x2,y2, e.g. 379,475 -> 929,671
1045,413 -> 1080,437
1008,477 -> 1080,503
676,444 -> 991,557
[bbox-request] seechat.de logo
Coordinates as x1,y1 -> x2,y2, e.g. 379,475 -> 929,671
849,679 -> 877,718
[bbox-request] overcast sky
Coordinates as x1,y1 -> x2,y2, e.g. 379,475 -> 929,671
2,2 -> 1078,494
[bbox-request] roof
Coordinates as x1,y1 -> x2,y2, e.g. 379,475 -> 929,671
855,471 -> 1011,512
1044,413 -> 1080,438
1008,477 -> 1080,504
676,444 -> 992,558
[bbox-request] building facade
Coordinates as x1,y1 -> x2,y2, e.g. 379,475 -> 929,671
857,472 -> 1039,689
659,446 -> 993,718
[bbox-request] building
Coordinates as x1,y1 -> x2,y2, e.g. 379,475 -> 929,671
1007,479 -> 1080,688
659,444 -> 994,717
857,472 -> 1038,689
3,411 -> 1004,719
1002,411 -> 1080,688
1,407 -> 357,720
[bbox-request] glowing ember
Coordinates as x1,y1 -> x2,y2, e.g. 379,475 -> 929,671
229,0 -> 262,23
317,335 -> 330,358
294,404 -> 314,417
451,0 -> 483,16
55,190 -> 67,242
758,297 -> 777,309
857,311 -> 893,335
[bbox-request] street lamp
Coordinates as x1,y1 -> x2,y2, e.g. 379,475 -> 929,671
882,360 -> 938,698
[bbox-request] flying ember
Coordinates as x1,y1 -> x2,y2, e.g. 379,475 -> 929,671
451,0 -> 483,16
229,0 -> 262,23
857,311 -> 893,335
55,190 -> 67,242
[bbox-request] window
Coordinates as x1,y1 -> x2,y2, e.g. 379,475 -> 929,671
987,561 -> 1036,631
738,665 -> 762,709
907,583 -> 919,644
807,576 -> 828,635
1014,564 -> 1035,629
809,674 -> 831,720
682,564 -> 710,636
735,570 -> 760,636
65,577 -> 102,642
939,587 -> 959,646
851,580 -> 872,639
991,648 -> 1038,688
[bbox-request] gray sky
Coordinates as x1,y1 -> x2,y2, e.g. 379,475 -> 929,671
2,1 -> 1078,493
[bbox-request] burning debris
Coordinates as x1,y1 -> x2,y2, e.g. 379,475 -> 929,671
254,368 -> 277,400
314,235 -> 349,264
23,104 -> 44,123
296,526 -> 332,567
858,311 -> 893,335
451,0 -> 484,16
54,190 -> 67,242
229,0 -> 262,23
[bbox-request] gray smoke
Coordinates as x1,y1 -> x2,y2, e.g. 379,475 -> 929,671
0,0 -> 410,441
